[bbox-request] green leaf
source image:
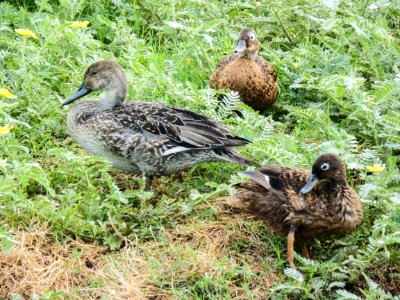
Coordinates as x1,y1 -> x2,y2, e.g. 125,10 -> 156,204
336,289 -> 361,300
13,162 -> 55,196
0,229 -> 19,255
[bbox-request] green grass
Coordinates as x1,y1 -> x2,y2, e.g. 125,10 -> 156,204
1,0 -> 400,298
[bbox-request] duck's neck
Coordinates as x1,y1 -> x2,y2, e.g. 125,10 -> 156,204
97,86 -> 126,110
323,178 -> 347,193
238,52 -> 258,60
68,85 -> 127,127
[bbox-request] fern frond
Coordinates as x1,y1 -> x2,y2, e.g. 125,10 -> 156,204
359,148 -> 382,166
221,91 -> 242,109
381,113 -> 400,131
331,272 -> 349,281
372,83 -> 399,106
362,273 -> 378,290
336,289 -> 361,300
296,255 -> 318,266
286,105 -> 328,124
361,272 -> 395,299
284,267 -> 304,283
310,278 -> 328,292
328,281 -> 346,290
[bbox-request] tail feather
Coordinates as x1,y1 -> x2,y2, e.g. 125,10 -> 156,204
216,148 -> 256,166
241,170 -> 286,201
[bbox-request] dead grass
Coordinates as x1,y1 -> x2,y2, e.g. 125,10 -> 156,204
93,246 -> 167,300
0,206 -> 281,299
139,210 -> 279,299
0,226 -> 161,299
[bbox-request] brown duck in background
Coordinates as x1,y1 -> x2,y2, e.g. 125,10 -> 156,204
210,28 -> 278,112
224,153 -> 363,269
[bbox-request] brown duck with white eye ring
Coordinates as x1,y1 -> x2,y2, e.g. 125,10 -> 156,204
210,28 -> 278,112
223,153 -> 363,269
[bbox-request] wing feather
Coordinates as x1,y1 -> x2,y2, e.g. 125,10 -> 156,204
242,170 -> 286,201
107,101 -> 250,154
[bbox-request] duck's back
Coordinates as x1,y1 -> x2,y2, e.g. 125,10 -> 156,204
226,166 -> 309,234
67,101 -> 251,176
210,55 -> 278,111
226,165 -> 362,239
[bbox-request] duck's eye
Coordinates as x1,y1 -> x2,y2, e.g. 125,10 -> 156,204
321,163 -> 330,171
249,34 -> 256,40
91,71 -> 97,76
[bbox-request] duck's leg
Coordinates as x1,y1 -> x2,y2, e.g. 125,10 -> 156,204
301,240 -> 310,259
145,175 -> 153,191
287,225 -> 297,269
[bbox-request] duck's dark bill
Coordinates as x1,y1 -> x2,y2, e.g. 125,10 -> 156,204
234,39 -> 246,54
63,85 -> 92,106
300,174 -> 319,195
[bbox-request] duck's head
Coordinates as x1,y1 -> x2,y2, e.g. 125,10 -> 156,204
233,28 -> 259,57
63,60 -> 127,106
300,153 -> 347,194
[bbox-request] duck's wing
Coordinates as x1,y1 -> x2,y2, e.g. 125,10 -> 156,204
210,55 -> 237,89
241,166 -> 286,201
254,56 -> 277,81
241,166 -> 310,200
108,102 -> 250,156
224,166 -> 304,234
226,166 -> 311,228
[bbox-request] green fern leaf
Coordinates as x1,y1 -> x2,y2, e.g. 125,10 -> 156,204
372,83 -> 399,105
284,267 -> 304,282
336,289 -> 361,300
381,113 -> 400,131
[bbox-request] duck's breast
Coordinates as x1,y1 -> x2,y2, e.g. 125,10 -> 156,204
293,187 -> 363,238
216,58 -> 277,110
67,112 -> 142,174
332,188 -> 363,234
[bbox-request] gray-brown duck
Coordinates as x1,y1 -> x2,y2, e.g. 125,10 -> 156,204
210,28 -> 278,112
224,153 -> 363,269
63,60 -> 252,189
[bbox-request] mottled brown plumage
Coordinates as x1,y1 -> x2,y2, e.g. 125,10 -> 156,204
224,153 -> 363,269
210,28 -> 278,112
63,60 -> 252,189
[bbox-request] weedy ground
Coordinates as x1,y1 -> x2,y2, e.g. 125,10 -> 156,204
0,0 -> 399,299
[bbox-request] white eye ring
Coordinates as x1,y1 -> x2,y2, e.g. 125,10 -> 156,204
249,34 -> 256,40
321,163 -> 330,171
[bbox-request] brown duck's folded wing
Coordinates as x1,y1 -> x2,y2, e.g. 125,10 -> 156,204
254,56 -> 277,81
243,165 -> 310,197
241,170 -> 286,201
110,102 -> 250,155
235,166 -> 311,228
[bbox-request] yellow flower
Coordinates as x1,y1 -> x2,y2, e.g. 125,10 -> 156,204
0,88 -> 17,99
70,21 -> 90,28
0,125 -> 14,135
185,58 -> 191,65
366,164 -> 386,173
15,29 -> 38,39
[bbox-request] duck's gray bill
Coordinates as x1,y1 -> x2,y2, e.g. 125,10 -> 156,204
63,85 -> 92,106
300,174 -> 319,195
234,39 -> 246,54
